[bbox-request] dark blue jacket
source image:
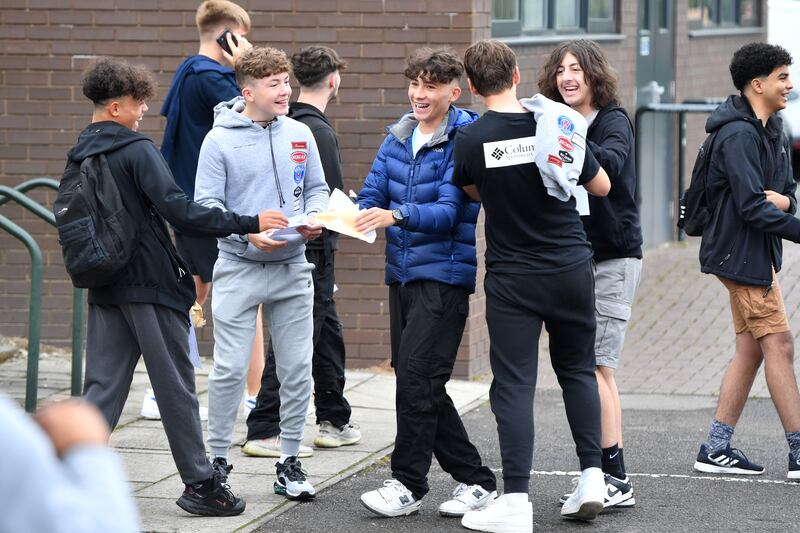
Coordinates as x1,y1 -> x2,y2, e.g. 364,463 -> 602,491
700,95 -> 800,286
358,106 -> 480,293
160,55 -> 238,199
583,105 -> 643,261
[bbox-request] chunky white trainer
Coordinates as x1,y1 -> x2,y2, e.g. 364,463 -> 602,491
314,420 -> 362,448
438,483 -> 498,517
559,474 -> 635,508
561,467 -> 604,521
241,435 -> 313,458
360,479 -> 421,517
274,456 -> 316,500
461,494 -> 533,533
140,388 -> 207,421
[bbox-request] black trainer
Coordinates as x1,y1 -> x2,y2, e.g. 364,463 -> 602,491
274,456 -> 316,500
789,452 -> 800,481
212,456 -> 233,483
176,472 -> 246,516
693,444 -> 765,475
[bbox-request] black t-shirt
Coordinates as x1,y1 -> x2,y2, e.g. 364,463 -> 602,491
452,110 -> 600,274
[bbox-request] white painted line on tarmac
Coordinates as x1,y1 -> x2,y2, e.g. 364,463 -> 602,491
488,468 -> 800,487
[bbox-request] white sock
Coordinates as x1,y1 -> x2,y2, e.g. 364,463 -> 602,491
279,454 -> 290,464
503,492 -> 529,507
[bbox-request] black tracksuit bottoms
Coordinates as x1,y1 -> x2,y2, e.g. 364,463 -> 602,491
485,260 -> 602,494
389,280 -> 496,500
246,247 -> 351,439
83,302 -> 213,485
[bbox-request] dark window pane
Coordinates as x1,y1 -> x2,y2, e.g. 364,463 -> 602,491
555,0 -> 580,29
720,0 -> 736,25
740,0 -> 758,26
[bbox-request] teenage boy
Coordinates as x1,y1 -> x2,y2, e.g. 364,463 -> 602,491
243,46 -> 361,458
454,40 -> 610,532
354,47 -> 497,520
195,46 -> 329,501
154,0 -> 264,421
693,42 -> 800,481
70,57 -> 282,517
538,40 -> 643,508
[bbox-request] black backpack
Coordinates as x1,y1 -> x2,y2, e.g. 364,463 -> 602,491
677,131 -> 719,237
54,152 -> 148,288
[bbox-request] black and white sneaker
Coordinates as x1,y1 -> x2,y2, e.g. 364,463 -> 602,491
274,456 -> 316,500
693,444 -> 765,475
212,457 -> 233,484
789,452 -> 800,481
176,472 -> 245,516
360,479 -> 421,517
558,474 -> 635,508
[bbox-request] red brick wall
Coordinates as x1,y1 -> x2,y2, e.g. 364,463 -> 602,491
0,1 -> 766,378
0,0 -> 491,377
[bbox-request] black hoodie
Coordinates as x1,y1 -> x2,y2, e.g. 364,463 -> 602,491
289,102 -> 343,251
64,121 -> 259,318
583,105 -> 643,261
699,95 -> 799,286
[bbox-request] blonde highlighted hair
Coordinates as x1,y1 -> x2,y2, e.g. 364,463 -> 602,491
195,0 -> 251,36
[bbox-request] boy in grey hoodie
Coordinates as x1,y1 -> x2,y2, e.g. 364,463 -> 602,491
194,47 -> 329,501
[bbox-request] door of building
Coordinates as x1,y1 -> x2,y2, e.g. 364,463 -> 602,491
636,0 -> 676,248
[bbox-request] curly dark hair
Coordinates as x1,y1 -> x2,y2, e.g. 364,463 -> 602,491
537,40 -> 620,109
730,42 -> 793,92
236,46 -> 292,88
463,40 -> 515,96
403,47 -> 463,84
291,46 -> 347,88
81,57 -> 156,105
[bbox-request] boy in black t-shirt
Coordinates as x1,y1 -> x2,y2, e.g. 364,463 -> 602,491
453,40 -> 611,532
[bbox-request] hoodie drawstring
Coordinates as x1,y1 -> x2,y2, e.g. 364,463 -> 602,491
268,122 -> 286,208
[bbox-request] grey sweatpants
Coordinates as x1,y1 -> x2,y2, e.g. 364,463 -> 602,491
207,258 -> 314,458
84,302 -> 213,484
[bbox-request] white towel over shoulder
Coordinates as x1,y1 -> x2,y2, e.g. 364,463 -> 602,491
519,94 -> 588,202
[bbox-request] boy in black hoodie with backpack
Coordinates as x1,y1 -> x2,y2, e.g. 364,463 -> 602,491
692,43 -> 800,481
60,57 -> 286,517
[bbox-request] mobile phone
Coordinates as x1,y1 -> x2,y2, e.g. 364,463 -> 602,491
216,29 -> 238,56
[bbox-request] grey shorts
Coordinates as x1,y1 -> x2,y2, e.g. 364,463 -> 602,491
594,257 -> 642,369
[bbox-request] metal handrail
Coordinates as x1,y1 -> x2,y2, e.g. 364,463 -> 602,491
3,178 -> 85,398
0,212 -> 42,412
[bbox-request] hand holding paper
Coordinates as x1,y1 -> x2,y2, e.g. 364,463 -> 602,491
312,188 -> 377,243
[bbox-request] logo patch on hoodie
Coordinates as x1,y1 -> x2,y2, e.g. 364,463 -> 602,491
291,151 -> 307,164
291,141 -> 307,150
557,115 -> 574,135
293,165 -> 305,184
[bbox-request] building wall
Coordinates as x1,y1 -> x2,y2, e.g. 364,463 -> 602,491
0,0 -> 493,377
0,0 -> 767,377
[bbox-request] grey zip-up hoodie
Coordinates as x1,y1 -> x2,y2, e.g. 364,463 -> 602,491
195,96 -> 329,263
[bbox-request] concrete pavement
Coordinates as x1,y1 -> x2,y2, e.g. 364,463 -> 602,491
3,239 -> 800,531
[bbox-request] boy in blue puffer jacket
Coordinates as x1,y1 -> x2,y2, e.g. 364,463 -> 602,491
355,47 -> 497,520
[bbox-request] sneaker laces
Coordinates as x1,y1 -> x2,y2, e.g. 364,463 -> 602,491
279,457 -> 308,482
451,482 -> 469,498
377,479 -> 412,502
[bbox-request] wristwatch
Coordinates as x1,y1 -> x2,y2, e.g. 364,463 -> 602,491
391,208 -> 405,227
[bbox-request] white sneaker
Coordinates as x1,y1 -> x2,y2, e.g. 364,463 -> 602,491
314,420 -> 362,448
439,483 -> 497,517
461,494 -> 532,533
140,389 -> 208,422
241,435 -> 313,458
242,394 -> 257,418
561,467 -> 604,521
360,479 -> 421,517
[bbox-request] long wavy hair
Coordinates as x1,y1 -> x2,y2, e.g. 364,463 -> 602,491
537,39 -> 620,109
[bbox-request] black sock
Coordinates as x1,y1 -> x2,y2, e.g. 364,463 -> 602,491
618,448 -> 626,476
602,444 -> 624,479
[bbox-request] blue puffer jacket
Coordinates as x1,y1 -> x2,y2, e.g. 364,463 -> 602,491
358,106 -> 480,293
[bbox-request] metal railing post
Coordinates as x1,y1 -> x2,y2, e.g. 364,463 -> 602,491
2,179 -> 85,397
0,214 -> 43,412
